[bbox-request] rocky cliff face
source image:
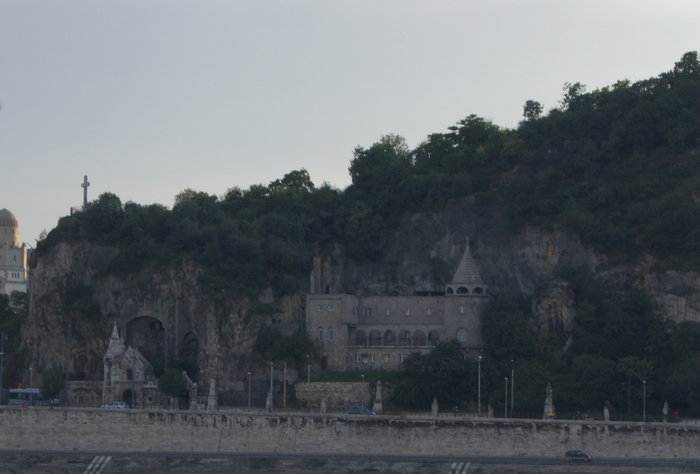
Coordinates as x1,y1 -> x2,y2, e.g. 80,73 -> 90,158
22,196 -> 700,395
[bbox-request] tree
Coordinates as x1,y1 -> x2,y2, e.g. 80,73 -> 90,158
522,100 -> 543,120
616,355 -> 652,412
391,341 -> 472,408
157,368 -> 188,398
40,366 -> 65,400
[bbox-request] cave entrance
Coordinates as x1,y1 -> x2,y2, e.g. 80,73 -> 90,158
178,332 -> 200,380
126,316 -> 165,362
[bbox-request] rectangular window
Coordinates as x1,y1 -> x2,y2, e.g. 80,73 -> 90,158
365,308 -> 371,317
368,354 -> 376,362
352,306 -> 357,316
399,354 -> 405,363
385,308 -> 391,316
327,304 -> 334,312
459,305 -> 465,314
355,354 -> 362,362
383,354 -> 391,363
426,308 -> 432,317
318,305 -> 324,312
405,308 -> 411,316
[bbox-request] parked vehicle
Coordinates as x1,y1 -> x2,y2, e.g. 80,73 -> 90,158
348,405 -> 375,415
565,450 -> 592,462
576,410 -> 604,421
101,401 -> 127,409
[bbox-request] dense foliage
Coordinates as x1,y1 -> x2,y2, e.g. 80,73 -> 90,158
391,341 -> 475,408
40,366 -> 65,400
479,267 -> 700,419
157,368 -> 189,399
253,325 -> 315,367
41,52 -> 700,300
34,53 -> 700,413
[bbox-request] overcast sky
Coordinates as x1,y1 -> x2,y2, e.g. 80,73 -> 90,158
1,1 -> 698,244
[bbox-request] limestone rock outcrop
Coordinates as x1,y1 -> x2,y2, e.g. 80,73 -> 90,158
21,196 -> 700,400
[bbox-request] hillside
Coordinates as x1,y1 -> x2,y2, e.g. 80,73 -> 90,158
20,51 -> 700,415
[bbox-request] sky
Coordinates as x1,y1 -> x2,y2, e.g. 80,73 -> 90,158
1,1 -> 698,245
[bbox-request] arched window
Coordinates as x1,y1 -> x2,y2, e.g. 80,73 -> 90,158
428,330 -> 440,346
355,330 -> 367,346
383,330 -> 395,345
446,287 -> 454,294
328,327 -> 334,342
457,329 -> 468,344
369,330 -> 382,346
457,287 -> 469,294
413,330 -> 426,346
318,327 -> 324,341
398,330 -> 411,346
473,287 -> 484,294
127,369 -> 133,381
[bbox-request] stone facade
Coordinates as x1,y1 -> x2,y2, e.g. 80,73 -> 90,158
305,240 -> 489,370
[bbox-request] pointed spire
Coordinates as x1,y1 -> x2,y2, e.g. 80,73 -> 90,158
104,321 -> 125,359
446,237 -> 488,295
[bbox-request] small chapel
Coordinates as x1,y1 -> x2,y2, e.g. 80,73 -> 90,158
66,323 -> 161,408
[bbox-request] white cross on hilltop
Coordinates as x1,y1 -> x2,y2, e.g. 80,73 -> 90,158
82,175 -> 90,211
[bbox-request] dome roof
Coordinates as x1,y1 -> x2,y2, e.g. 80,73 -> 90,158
0,208 -> 18,228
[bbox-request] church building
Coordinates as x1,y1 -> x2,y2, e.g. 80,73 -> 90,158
0,209 -> 29,297
305,240 -> 489,370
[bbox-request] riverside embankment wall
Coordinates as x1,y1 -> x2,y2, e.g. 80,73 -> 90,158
1,407 -> 699,458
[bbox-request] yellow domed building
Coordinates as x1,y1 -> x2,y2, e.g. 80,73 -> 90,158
0,209 -> 29,297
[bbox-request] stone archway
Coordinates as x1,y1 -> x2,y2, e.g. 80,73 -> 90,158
122,389 -> 134,408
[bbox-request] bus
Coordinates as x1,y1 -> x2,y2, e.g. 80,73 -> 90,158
8,388 -> 48,406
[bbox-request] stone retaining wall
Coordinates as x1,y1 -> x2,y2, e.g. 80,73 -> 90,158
294,382 -> 370,408
1,407 -> 699,459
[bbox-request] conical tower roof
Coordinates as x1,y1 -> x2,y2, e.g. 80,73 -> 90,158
104,322 -> 125,360
446,238 -> 488,296
449,238 -> 485,286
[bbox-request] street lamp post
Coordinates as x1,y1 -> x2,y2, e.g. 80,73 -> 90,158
269,362 -> 274,409
0,332 -> 5,402
247,372 -> 251,408
511,359 -> 514,416
361,374 -> 365,406
306,355 -> 310,383
504,377 -> 508,419
29,367 -> 33,406
478,356 -> 482,415
643,380 -> 647,423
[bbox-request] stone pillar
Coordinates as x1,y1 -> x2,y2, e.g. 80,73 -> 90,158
265,392 -> 272,411
431,396 -> 439,418
207,379 -> 217,412
320,394 -> 327,414
190,383 -> 198,411
604,406 -> 610,421
543,383 -> 555,419
487,404 -> 494,419
372,380 -> 383,415
663,400 -> 669,423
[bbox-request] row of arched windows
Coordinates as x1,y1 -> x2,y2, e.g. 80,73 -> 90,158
446,286 -> 486,295
352,329 -> 456,347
